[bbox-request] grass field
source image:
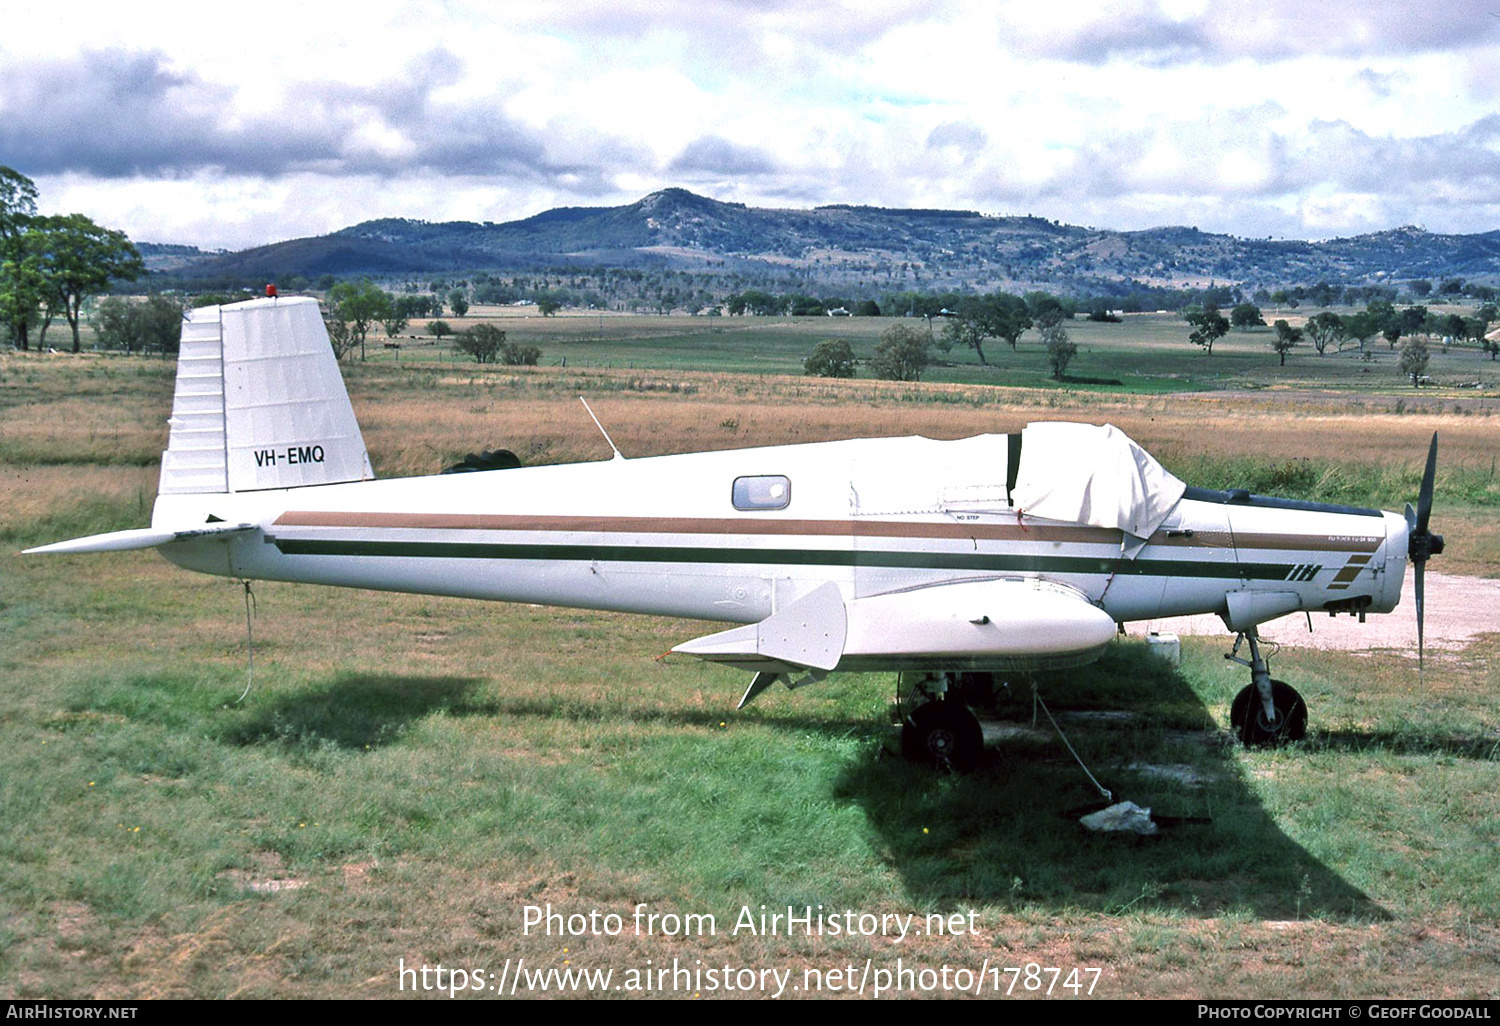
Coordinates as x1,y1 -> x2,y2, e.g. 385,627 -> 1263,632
339,306 -> 1500,397
2,315 -> 1498,999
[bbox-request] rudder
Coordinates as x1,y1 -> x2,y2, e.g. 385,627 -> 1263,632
158,297 -> 373,494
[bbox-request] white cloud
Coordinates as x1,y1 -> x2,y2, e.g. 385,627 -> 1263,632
2,1 -> 1497,246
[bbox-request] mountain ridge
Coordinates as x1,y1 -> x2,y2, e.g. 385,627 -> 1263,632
151,188 -> 1500,294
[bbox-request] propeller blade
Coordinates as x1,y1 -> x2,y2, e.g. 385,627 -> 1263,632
1416,433 -> 1437,535
1415,560 -> 1425,678
1409,433 -> 1439,681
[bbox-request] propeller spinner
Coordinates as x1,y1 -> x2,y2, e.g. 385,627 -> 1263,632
1404,433 -> 1445,674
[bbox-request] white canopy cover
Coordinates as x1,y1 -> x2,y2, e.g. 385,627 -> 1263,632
1010,422 -> 1186,550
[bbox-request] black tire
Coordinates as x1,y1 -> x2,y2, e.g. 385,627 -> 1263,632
901,700 -> 984,772
1230,680 -> 1307,747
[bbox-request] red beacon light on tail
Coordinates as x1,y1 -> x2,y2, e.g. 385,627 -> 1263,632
265,284 -> 278,298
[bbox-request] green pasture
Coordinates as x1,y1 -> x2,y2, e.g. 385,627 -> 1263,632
2,324 -> 1498,998
2,547 -> 1497,998
352,309 -> 1500,397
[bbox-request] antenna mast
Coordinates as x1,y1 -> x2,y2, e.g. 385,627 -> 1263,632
578,397 -> 624,460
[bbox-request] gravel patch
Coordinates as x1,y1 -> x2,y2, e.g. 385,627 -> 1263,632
1129,569 -> 1499,653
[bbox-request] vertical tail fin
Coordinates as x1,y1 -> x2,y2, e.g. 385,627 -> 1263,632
159,297 -> 374,494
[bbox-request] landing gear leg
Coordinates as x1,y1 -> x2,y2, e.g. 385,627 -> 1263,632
899,673 -> 985,772
1226,629 -> 1307,746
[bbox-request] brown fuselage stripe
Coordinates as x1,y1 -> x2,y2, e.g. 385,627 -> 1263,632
273,511 -> 1384,553
1234,533 -> 1381,553
275,510 -> 1120,542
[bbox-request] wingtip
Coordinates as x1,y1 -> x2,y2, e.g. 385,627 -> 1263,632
21,522 -> 256,555
21,528 -> 177,555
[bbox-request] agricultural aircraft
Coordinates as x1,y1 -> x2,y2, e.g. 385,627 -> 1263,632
25,296 -> 1444,771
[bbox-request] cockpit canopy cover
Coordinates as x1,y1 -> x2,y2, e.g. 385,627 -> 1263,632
1011,422 -> 1186,546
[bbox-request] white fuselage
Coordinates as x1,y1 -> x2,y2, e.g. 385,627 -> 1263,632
31,299 -> 1418,682
152,434 -> 1408,668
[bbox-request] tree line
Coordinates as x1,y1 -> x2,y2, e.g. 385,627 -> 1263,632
802,290 -> 1080,383
1179,296 -> 1497,388
1187,298 -> 1496,360
1,166 -> 144,352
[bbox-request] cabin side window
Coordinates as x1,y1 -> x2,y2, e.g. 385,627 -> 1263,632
732,475 -> 791,511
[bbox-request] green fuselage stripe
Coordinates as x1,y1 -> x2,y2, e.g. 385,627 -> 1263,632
268,537 -> 1295,581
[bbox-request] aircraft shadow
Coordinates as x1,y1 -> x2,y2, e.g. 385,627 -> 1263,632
1303,728 -> 1497,761
831,645 -> 1388,922
215,671 -> 881,752
216,674 -> 493,751
210,659 -> 1385,921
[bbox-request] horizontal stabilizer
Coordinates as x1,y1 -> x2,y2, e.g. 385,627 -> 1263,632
23,522 -> 255,555
673,581 -> 847,673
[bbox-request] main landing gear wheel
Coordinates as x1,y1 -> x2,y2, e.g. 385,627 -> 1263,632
1230,680 -> 1307,747
901,701 -> 984,772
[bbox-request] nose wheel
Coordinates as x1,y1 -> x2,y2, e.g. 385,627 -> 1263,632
1229,679 -> 1307,746
1226,630 -> 1307,747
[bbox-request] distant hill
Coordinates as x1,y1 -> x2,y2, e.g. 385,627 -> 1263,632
155,188 -> 1500,295
135,242 -> 223,273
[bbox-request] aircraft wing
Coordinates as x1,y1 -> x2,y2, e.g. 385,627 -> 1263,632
672,582 -> 848,674
22,522 -> 257,555
673,577 -> 1117,678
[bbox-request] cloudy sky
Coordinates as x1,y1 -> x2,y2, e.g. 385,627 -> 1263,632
3,1 -> 1498,251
